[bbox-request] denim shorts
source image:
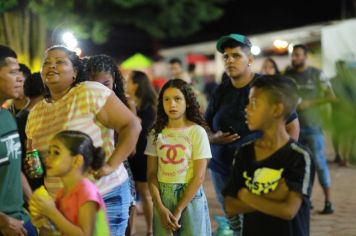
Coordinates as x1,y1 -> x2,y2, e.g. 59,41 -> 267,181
153,182 -> 211,236
102,180 -> 130,236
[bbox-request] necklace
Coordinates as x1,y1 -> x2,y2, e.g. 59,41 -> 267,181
15,97 -> 31,114
22,97 -> 31,110
17,97 -> 31,111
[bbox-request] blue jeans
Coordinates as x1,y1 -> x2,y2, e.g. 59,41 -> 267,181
24,220 -> 38,236
153,182 -> 211,236
0,219 -> 38,236
102,180 -> 130,236
209,169 -> 229,210
209,170 -> 242,235
299,128 -> 331,188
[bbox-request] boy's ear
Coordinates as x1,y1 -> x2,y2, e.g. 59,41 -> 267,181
248,54 -> 254,66
273,102 -> 285,118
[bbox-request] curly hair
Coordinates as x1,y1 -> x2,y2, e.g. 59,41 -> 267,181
42,45 -> 86,100
86,54 -> 129,107
152,78 -> 210,140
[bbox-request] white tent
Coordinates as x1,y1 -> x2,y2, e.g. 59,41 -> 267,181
159,23 -> 334,81
322,18 -> 356,78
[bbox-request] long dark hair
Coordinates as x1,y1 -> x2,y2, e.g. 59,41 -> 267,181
54,130 -> 105,171
42,45 -> 86,100
130,70 -> 157,111
263,57 -> 280,75
151,78 -> 209,140
86,54 -> 129,107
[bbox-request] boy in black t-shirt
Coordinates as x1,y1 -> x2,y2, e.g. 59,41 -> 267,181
223,75 -> 314,236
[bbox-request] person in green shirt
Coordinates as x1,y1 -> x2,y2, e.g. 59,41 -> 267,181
0,45 -> 37,236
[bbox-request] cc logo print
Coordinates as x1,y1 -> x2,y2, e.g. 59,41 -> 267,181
159,144 -> 186,164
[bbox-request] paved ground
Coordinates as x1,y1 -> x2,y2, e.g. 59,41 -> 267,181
133,136 -> 356,236
310,163 -> 356,236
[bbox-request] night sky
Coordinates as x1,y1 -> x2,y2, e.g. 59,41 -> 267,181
81,0 -> 345,61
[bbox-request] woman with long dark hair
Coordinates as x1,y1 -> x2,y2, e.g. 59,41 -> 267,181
126,70 -> 157,235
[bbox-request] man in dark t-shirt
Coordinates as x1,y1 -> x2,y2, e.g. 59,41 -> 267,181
16,72 -> 44,191
205,34 -> 300,216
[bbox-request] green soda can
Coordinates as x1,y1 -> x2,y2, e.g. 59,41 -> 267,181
24,149 -> 44,179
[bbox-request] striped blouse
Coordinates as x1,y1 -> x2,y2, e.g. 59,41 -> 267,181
26,81 -> 128,196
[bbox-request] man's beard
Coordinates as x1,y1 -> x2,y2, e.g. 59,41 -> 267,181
292,61 -> 305,70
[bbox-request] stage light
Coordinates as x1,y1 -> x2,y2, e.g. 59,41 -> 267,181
62,32 -> 78,50
74,47 -> 82,56
251,45 -> 261,56
288,43 -> 294,54
273,39 -> 288,49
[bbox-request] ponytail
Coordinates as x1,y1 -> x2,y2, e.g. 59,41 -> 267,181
54,130 -> 106,172
91,147 -> 106,170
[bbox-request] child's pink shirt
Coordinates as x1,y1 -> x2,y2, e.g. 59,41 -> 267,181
56,178 -> 110,235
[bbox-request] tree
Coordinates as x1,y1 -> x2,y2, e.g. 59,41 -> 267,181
0,1 -> 46,70
1,0 -> 226,69
328,60 -> 356,164
29,0 -> 226,43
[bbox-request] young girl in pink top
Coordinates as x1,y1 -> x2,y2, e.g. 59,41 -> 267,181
30,130 -> 110,235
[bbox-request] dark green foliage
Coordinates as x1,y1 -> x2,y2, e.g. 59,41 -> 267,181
328,60 -> 356,164
0,0 -> 18,13
26,0 -> 226,44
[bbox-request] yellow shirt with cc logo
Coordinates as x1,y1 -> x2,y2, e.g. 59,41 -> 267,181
145,125 -> 212,183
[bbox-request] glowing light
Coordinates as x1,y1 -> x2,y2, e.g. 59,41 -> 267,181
74,47 -> 82,56
273,39 -> 289,49
288,43 -> 294,54
251,45 -> 261,56
62,32 -> 78,50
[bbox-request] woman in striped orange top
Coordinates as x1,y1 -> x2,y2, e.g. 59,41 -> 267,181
26,45 -> 141,235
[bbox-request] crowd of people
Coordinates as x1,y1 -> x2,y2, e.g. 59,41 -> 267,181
1,32 -> 350,236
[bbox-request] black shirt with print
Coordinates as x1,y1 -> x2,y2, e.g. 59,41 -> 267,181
223,140 -> 314,236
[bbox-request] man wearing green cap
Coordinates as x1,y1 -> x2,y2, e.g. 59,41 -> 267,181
205,34 -> 299,233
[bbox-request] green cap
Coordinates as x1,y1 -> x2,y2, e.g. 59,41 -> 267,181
216,34 -> 252,53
